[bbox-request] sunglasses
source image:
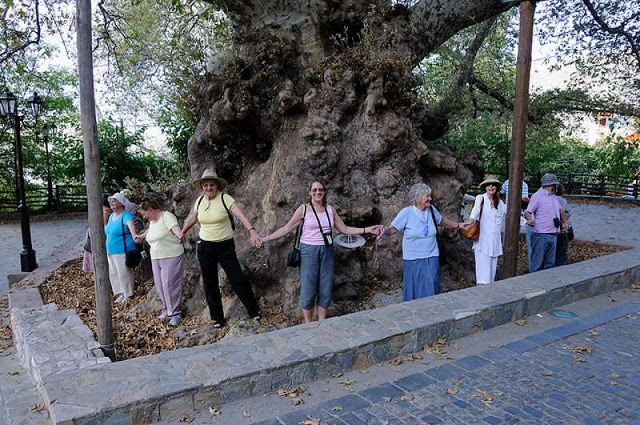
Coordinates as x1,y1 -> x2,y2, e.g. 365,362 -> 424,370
311,188 -> 325,193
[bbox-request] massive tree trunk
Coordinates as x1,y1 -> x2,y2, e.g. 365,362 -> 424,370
170,0 -> 511,318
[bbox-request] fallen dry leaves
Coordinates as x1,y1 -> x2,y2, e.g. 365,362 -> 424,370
575,345 -> 595,354
277,386 -> 308,398
38,236 -> 623,360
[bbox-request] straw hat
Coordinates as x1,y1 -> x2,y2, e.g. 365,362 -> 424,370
192,169 -> 228,190
478,178 -> 502,190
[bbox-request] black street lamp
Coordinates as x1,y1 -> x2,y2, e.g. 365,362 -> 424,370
0,90 -> 37,272
42,123 -> 57,212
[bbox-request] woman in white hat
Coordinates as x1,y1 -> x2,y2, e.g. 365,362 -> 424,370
261,180 -> 381,323
181,169 -> 262,328
105,192 -> 139,302
467,178 -> 507,285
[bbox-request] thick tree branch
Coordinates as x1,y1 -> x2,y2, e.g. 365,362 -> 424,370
581,0 -> 640,70
408,0 -> 512,65
434,17 -> 497,115
0,0 -> 41,65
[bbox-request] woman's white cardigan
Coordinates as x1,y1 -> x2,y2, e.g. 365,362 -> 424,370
470,193 -> 507,257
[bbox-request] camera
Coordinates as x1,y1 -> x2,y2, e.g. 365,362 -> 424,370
553,217 -> 561,228
323,232 -> 333,246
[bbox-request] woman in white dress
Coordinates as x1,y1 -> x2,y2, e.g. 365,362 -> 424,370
468,178 -> 507,284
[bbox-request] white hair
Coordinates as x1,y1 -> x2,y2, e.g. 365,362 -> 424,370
408,183 -> 432,205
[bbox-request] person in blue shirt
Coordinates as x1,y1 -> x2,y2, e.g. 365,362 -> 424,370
383,183 -> 466,300
105,192 -> 139,303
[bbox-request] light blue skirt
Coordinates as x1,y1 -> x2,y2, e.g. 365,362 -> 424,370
403,257 -> 440,301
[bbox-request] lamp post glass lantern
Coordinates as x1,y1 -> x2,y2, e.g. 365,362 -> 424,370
0,90 -> 38,272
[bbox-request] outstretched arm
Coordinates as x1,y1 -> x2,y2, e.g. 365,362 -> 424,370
333,211 -> 381,236
264,205 -> 305,243
181,206 -> 198,235
230,202 -> 262,247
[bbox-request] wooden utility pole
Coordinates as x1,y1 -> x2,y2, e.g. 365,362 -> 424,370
503,0 -> 536,279
76,0 -> 115,360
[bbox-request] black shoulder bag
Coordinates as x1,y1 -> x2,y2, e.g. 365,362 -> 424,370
287,205 -> 306,267
310,203 -> 333,246
121,217 -> 142,268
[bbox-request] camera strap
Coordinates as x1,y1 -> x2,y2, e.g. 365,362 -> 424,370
310,202 -> 332,245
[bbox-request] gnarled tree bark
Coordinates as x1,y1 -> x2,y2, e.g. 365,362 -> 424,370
170,0 -> 514,318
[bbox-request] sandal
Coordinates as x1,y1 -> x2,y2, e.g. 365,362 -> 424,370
211,320 -> 225,329
253,311 -> 263,321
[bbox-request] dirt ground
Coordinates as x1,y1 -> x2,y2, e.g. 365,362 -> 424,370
38,236 -> 625,361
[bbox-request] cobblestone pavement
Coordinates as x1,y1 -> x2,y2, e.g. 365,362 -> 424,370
0,217 -> 87,293
169,289 -> 640,425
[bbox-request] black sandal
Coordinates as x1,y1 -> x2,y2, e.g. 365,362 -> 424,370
253,311 -> 263,321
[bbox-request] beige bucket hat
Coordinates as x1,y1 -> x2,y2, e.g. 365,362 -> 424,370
192,169 -> 228,190
478,178 -> 502,191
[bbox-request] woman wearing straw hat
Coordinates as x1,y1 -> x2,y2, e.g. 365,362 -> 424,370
467,178 -> 507,285
105,192 -> 139,303
181,169 -> 263,328
260,180 -> 381,323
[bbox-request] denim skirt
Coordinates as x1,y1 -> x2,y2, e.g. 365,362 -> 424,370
402,256 -> 440,301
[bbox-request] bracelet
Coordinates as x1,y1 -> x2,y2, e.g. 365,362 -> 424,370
249,227 -> 255,232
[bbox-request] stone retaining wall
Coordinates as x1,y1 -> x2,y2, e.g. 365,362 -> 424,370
9,286 -> 110,394
17,247 -> 636,425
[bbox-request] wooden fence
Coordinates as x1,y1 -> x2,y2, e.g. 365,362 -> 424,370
0,185 -> 88,213
556,173 -> 640,199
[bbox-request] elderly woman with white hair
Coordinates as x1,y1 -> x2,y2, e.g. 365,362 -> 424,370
105,192 -> 139,303
383,183 -> 465,300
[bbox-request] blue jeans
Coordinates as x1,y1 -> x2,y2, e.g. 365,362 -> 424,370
299,243 -> 334,309
529,233 -> 557,273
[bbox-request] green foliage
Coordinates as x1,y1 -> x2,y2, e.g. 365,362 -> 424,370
537,1 -> 640,108
591,135 -> 640,178
94,0 -> 229,158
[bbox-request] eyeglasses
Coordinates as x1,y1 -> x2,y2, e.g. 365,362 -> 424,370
311,188 -> 325,193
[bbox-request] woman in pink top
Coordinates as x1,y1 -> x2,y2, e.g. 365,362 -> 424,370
262,181 -> 380,323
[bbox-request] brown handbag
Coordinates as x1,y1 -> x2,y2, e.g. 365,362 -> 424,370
460,197 -> 484,241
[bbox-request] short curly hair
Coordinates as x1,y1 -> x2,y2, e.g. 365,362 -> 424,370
408,183 -> 432,206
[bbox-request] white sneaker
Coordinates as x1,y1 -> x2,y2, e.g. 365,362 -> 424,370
157,312 -> 168,320
115,294 -> 127,303
168,315 -> 182,326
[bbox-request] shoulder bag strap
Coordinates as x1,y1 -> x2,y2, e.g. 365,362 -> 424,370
120,216 -> 128,254
220,193 -> 236,231
479,197 -> 485,220
293,205 -> 306,249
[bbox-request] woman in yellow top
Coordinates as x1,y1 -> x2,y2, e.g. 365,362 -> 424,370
182,169 -> 262,328
136,199 -> 185,326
